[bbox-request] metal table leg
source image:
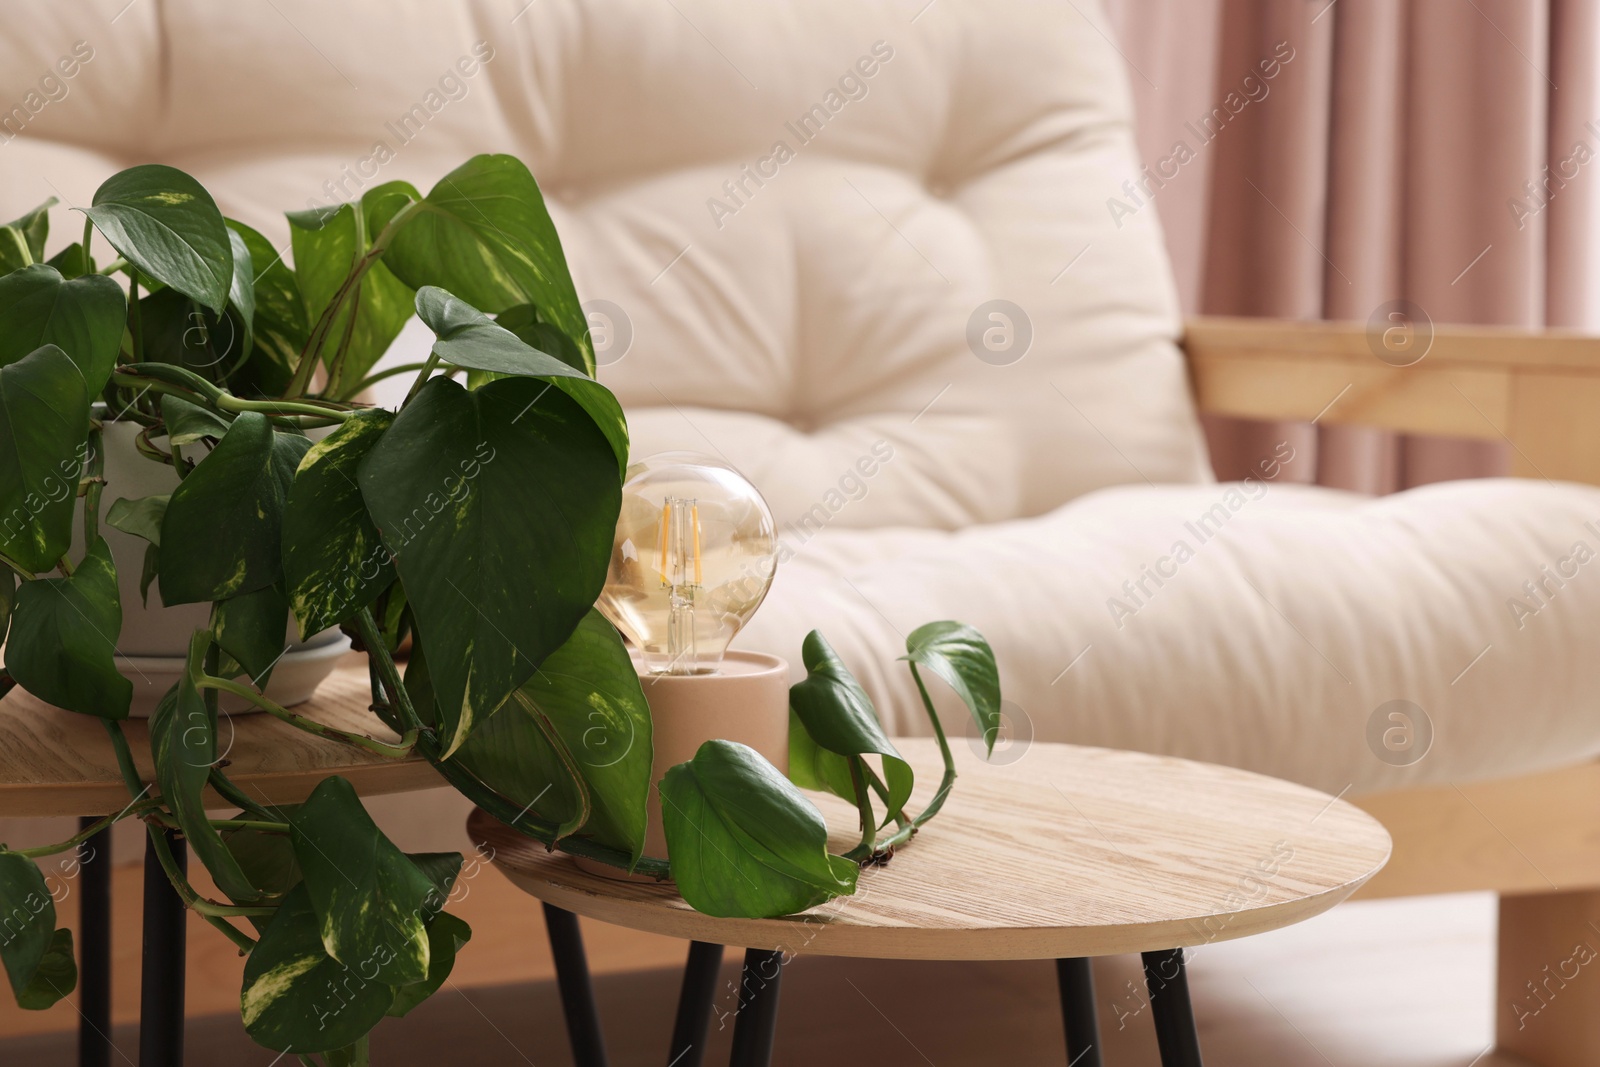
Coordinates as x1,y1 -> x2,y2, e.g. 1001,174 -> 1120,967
726,948 -> 784,1067
139,830 -> 186,1067
667,941 -> 724,1067
77,817 -> 112,1067
1056,957 -> 1102,1066
542,903 -> 610,1067
1142,948 -> 1204,1067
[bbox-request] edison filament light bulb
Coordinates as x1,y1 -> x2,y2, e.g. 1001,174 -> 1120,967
597,452 -> 779,675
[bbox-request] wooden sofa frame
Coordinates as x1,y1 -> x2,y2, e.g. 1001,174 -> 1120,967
1184,316 -> 1600,1066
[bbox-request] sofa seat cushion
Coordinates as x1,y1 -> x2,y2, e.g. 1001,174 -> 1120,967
739,477 -> 1600,795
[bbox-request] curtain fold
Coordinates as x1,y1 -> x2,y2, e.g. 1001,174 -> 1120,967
1103,0 -> 1598,492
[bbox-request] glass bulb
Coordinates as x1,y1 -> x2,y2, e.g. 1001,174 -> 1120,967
597,452 -> 778,675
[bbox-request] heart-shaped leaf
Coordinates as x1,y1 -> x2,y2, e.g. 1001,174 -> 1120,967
5,198 -> 53,262
0,265 -> 123,395
6,539 -> 131,719
82,164 -> 232,313
14,927 -> 75,1010
211,584 -> 289,686
240,884 -> 396,1053
660,740 -> 858,918
160,394 -> 232,446
105,494 -> 168,545
414,287 -> 627,474
282,409 -> 395,638
381,154 -> 592,373
221,806 -> 301,899
150,639 -> 260,903
0,265 -> 125,395
358,375 -> 620,757
159,412 -> 309,604
446,609 -> 653,863
903,622 -> 1002,755
789,631 -> 913,822
287,200 -> 414,395
290,776 -> 435,987
0,853 -> 56,1001
0,344 -> 88,572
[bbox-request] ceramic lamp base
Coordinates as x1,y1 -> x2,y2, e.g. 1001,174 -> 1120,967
574,650 -> 789,881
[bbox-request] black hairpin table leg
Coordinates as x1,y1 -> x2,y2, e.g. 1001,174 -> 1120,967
726,948 -> 784,1067
139,830 -> 186,1067
77,817 -> 112,1067
1142,948 -> 1204,1067
543,903 -> 610,1067
667,941 -> 724,1067
1056,957 -> 1102,1067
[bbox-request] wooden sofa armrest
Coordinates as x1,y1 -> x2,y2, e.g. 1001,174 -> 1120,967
1181,315 -> 1600,485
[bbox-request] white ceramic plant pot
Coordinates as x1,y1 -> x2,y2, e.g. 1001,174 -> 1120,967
576,650 -> 790,879
79,421 -> 348,717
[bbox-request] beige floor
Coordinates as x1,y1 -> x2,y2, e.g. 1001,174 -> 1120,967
0,861 -> 1533,1065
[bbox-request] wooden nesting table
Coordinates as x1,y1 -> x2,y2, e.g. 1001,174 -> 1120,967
0,661 -> 441,1067
470,738 -> 1392,1067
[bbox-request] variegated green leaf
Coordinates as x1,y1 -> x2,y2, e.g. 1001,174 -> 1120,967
240,884 -> 394,1053
282,409 -> 395,638
6,539 -> 131,719
290,776 -> 433,987
0,344 -> 89,573
158,412 -> 308,604
0,853 -> 56,1003
358,375 -> 620,757
150,637 -> 260,904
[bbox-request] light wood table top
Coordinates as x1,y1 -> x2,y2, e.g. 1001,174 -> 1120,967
0,660 -> 442,817
471,739 -> 1391,960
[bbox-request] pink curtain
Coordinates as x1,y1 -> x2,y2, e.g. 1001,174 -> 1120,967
1103,0 -> 1600,492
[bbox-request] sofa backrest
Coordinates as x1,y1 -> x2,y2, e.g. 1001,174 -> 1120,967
0,0 -> 1210,530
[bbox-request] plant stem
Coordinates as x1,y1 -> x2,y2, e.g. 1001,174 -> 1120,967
209,767 -> 278,822
143,823 -> 259,951
81,217 -> 93,265
402,353 -> 440,407
866,662 -> 960,853
286,198 -> 422,398
102,720 -> 146,797
323,279 -> 363,398
95,257 -> 128,276
354,608 -> 426,739
344,361 -> 434,396
81,424 -> 104,547
11,797 -> 162,858
195,675 -> 418,758
847,757 -> 876,858
208,818 -> 290,833
110,369 -> 354,423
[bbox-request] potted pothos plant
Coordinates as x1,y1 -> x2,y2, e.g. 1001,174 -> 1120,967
0,156 -> 1002,1061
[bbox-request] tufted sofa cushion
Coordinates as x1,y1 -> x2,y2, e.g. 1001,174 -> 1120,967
0,0 -> 1210,532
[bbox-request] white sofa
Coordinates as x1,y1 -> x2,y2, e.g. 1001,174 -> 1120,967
5,1 -> 1600,1056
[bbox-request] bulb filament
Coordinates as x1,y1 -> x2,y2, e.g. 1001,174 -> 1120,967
659,497 -> 703,674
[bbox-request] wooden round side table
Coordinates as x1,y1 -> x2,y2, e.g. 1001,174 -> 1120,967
470,738 -> 1391,1067
0,662 -> 441,1067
